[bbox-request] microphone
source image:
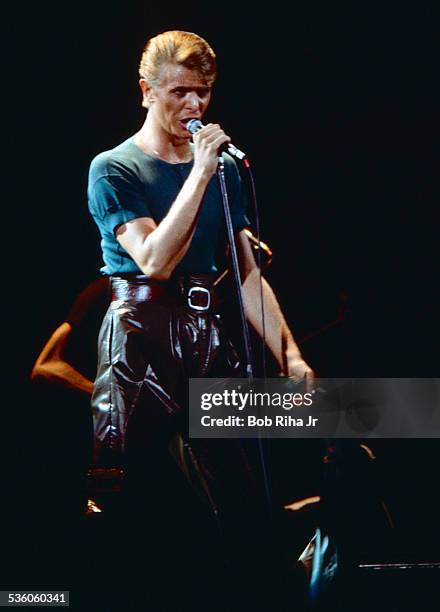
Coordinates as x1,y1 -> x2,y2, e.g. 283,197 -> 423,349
186,119 -> 246,160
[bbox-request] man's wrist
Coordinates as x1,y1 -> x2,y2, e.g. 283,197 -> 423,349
189,163 -> 214,184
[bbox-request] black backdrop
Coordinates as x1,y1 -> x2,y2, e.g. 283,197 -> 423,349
11,1 -> 438,376
5,0 -> 439,593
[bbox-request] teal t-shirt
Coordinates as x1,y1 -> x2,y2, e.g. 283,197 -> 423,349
87,137 -> 250,275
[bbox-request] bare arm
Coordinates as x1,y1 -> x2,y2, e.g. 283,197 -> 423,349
116,124 -> 230,280
238,230 -> 314,384
31,322 -> 94,396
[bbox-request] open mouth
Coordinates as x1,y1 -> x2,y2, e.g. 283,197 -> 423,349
180,117 -> 199,131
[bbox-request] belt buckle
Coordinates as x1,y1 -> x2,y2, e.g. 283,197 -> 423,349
187,286 -> 211,311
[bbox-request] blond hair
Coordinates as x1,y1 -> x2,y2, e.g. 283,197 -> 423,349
139,31 -> 216,106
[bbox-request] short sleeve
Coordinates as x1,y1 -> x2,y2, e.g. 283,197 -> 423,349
88,155 -> 152,235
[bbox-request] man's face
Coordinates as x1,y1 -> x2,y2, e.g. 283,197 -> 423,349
147,63 -> 212,139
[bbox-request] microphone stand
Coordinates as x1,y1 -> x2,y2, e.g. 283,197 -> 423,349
216,155 -> 254,379
216,156 -> 273,516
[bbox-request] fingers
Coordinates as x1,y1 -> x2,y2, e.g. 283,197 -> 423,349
287,358 -> 315,393
192,123 -> 231,176
193,123 -> 231,150
304,369 -> 315,393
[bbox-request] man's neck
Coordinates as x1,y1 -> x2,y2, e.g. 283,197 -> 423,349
134,116 -> 192,164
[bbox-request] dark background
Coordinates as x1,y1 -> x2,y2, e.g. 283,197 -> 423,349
5,0 -> 439,604
11,1 -> 438,376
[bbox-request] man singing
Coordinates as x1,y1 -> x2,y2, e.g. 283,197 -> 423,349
87,29 -> 314,605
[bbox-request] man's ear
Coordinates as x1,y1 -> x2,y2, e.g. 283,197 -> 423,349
139,78 -> 154,108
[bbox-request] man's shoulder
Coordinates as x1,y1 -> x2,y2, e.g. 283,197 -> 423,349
222,152 -> 241,183
222,151 -> 238,168
89,138 -> 137,181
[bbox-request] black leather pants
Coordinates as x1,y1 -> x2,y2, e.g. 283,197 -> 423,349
88,275 -> 303,607
91,273 -> 241,466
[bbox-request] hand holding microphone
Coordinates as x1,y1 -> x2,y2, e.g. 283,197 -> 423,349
187,119 -> 246,160
187,122 -> 232,178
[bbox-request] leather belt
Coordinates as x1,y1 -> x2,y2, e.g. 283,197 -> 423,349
111,278 -> 169,303
110,273 -> 218,311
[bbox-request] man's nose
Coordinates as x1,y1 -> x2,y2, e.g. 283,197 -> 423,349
185,93 -> 201,109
